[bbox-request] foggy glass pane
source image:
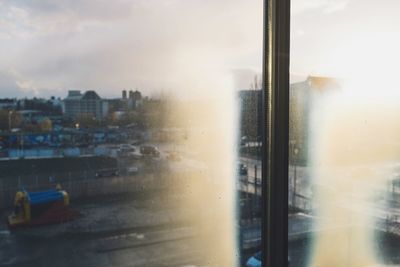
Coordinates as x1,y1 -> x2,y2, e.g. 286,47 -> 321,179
290,1 -> 400,266
0,1 -> 263,266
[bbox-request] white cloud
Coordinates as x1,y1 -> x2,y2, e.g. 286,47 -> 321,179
0,0 -> 263,98
292,0 -> 349,14
0,0 -> 135,38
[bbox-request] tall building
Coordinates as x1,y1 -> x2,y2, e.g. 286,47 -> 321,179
128,90 -> 142,109
289,76 -> 339,164
239,89 -> 262,141
122,90 -> 127,99
130,90 -> 142,101
62,90 -> 109,119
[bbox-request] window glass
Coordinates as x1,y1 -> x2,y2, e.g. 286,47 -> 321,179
290,1 -> 400,266
0,1 -> 263,266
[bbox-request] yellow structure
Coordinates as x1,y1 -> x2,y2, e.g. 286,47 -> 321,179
7,188 -> 70,228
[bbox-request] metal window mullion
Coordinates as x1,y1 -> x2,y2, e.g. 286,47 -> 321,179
262,0 -> 290,266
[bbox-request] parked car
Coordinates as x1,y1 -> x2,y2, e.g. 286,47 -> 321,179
140,145 -> 160,157
119,144 -> 135,153
95,169 -> 119,178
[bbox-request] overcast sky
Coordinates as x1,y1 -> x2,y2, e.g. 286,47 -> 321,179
0,0 -> 263,99
3,0 -> 397,99
291,0 -> 400,81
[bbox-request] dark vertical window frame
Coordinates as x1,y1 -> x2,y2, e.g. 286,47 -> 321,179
262,0 -> 290,266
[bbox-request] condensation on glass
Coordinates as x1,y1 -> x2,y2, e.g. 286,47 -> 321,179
289,1 -> 400,266
0,1 -> 263,267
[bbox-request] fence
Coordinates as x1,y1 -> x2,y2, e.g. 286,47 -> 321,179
0,170 -> 188,210
4,147 -> 119,159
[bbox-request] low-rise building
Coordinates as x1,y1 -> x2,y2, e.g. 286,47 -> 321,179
62,90 -> 109,119
0,99 -> 17,110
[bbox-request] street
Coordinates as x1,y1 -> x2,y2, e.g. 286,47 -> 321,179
0,193 -> 210,267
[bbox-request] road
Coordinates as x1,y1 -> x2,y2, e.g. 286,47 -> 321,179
238,157 -> 311,201
0,193 -> 212,267
0,223 -> 205,267
0,189 -> 252,267
236,158 -> 400,266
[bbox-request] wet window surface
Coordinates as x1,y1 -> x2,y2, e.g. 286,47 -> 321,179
0,1 -> 263,266
289,0 -> 400,266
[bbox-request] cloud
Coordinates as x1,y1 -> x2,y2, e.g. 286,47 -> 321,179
0,0 -> 263,98
0,69 -> 40,97
292,0 -> 349,14
8,0 -> 134,23
0,68 -> 69,98
0,0 -> 134,38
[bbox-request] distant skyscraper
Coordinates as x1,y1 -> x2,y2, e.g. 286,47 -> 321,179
239,89 -> 262,141
122,90 -> 127,99
127,90 -> 143,109
131,90 -> 142,101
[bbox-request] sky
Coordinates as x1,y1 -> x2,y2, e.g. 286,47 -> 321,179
2,0 -> 399,99
291,0 -> 400,81
291,1 -> 400,266
0,0 -> 263,99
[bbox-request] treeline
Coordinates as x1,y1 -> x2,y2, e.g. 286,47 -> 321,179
0,110 -> 53,132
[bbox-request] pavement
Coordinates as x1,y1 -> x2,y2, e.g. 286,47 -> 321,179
0,193 -> 209,267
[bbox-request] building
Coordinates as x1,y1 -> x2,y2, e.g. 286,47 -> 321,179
62,90 -> 109,119
289,76 -> 340,164
130,90 -> 142,101
17,98 -> 62,115
238,89 -> 262,142
128,90 -> 142,109
106,98 -> 128,112
0,99 -> 17,110
49,96 -> 63,109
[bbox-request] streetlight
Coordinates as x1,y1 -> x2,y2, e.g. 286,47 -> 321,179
8,110 -> 13,132
293,147 -> 299,208
289,140 -> 299,208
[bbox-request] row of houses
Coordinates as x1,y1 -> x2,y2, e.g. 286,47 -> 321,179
0,89 -> 143,123
62,89 -> 143,120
